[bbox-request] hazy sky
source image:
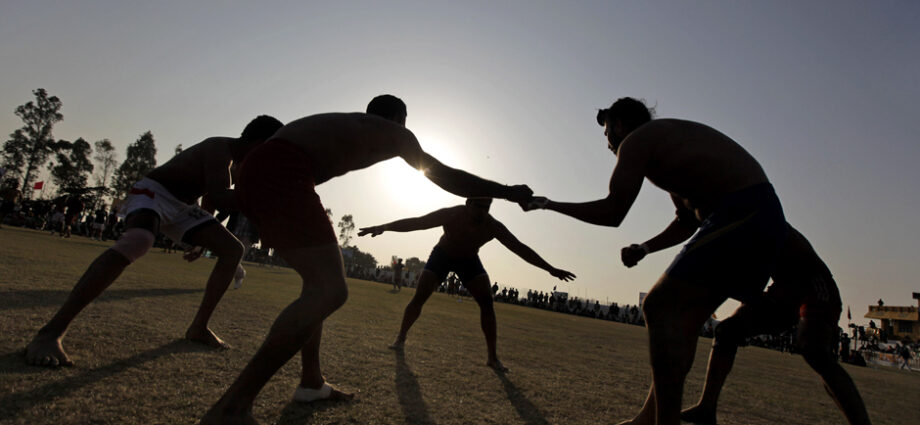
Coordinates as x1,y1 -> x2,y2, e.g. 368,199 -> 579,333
2,1 -> 918,325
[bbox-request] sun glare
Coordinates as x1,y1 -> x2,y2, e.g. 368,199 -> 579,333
380,134 -> 463,210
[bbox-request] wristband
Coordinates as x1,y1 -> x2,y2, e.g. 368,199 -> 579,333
639,243 -> 650,255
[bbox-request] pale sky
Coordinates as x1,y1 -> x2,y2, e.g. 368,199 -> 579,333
2,1 -> 918,325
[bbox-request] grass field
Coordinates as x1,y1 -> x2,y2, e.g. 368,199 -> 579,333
1,226 -> 917,425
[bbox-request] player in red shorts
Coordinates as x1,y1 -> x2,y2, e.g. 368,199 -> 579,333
200,95 -> 534,424
622,224 -> 871,425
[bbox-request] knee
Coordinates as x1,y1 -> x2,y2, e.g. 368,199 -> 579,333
802,346 -> 836,372
110,228 -> 156,263
324,280 -> 348,310
713,319 -> 745,348
216,239 -> 245,262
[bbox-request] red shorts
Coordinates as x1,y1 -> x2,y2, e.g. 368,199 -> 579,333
236,139 -> 336,250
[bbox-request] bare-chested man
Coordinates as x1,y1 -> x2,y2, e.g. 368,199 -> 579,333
358,197 -> 575,371
622,217 -> 871,424
24,115 -> 283,367
199,95 -> 533,425
522,97 -> 787,425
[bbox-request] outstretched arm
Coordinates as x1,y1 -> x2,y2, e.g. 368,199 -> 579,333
397,136 -> 532,203
522,138 -> 648,227
358,207 -> 459,237
492,220 -> 575,281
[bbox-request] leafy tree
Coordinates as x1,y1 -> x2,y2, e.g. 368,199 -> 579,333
404,257 -> 426,275
50,138 -> 93,194
344,246 -> 377,270
1,88 -> 64,197
92,139 -> 118,205
112,131 -> 157,196
338,214 -> 355,247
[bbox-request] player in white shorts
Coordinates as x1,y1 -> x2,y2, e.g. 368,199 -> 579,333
24,115 -> 283,368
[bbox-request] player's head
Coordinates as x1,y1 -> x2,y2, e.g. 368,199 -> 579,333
240,115 -> 283,142
596,97 -> 653,155
367,94 -> 407,126
466,197 -> 492,221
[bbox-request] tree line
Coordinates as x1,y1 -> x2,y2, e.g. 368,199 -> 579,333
2,88 -> 426,278
1,88 -> 157,209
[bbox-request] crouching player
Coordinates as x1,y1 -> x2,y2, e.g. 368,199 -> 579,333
24,115 -> 283,367
622,220 -> 871,425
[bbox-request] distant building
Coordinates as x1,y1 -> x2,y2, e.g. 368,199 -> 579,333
864,292 -> 920,342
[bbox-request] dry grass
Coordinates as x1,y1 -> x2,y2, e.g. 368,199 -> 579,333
1,226 -> 917,424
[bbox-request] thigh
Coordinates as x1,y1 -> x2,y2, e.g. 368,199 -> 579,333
411,271 -> 441,303
463,274 -> 494,306
183,220 -> 240,251
124,209 -> 160,234
275,242 -> 347,290
645,274 -> 727,329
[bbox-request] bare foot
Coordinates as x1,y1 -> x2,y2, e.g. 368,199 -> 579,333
186,327 -> 230,349
681,405 -> 718,425
25,333 -> 73,367
388,338 -> 405,350
487,359 -> 509,372
293,382 -> 355,403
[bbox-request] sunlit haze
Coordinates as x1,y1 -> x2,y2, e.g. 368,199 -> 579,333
1,1 -> 918,325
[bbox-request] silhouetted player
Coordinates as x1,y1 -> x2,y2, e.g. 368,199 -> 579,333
24,116 -> 282,367
522,97 -> 787,425
200,95 -> 533,425
623,223 -> 871,424
359,197 -> 574,371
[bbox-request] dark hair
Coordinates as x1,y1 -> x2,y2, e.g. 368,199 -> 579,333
366,94 -> 407,120
596,97 -> 654,132
240,115 -> 283,141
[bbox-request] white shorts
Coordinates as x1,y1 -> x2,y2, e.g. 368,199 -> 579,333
119,178 -> 214,242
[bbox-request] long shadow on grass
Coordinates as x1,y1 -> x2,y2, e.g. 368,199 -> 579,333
276,399 -> 341,425
0,288 -> 204,311
393,348 -> 436,424
0,339 -> 212,421
493,370 -> 550,425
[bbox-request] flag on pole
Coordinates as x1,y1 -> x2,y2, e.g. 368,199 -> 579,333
847,306 -> 852,321
33,181 -> 44,190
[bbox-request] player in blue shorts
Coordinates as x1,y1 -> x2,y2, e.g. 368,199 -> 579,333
359,197 -> 575,371
522,97 -> 788,425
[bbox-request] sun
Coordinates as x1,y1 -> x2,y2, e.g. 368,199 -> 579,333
379,135 -> 463,210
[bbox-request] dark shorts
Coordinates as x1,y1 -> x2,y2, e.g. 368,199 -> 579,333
236,139 -> 336,250
423,246 -> 487,283
765,272 -> 842,322
666,183 -> 786,303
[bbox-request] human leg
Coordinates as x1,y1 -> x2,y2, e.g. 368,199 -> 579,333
233,236 -> 251,289
798,316 -> 872,425
682,302 -> 787,424
391,270 -> 440,348
200,243 -> 348,424
181,221 -> 244,348
623,275 -> 725,425
25,211 -> 158,366
464,273 -> 505,371
294,325 -> 354,402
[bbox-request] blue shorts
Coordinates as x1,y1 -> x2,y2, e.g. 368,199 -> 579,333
666,183 -> 786,303
423,246 -> 487,283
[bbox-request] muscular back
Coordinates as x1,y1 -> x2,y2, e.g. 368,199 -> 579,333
627,119 -> 768,211
146,137 -> 233,204
270,113 -> 417,185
